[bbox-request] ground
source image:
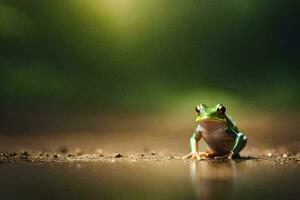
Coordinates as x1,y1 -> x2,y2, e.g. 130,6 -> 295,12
0,112 -> 299,200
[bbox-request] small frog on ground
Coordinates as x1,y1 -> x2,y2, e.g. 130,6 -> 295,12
183,104 -> 247,160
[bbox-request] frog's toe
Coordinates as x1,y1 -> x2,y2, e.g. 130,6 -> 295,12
182,152 -> 204,160
194,152 -> 212,160
195,153 -> 202,160
182,152 -> 198,159
182,152 -> 193,159
190,153 -> 203,160
198,152 -> 210,157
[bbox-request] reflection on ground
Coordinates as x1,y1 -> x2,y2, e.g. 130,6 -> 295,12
0,159 -> 299,200
190,160 -> 239,200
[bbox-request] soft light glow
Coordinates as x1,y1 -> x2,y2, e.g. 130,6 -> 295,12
99,0 -> 143,31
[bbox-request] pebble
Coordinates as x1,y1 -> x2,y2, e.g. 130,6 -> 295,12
282,153 -> 288,158
10,152 -> 17,157
53,154 -> 59,159
115,153 -> 123,158
151,151 -> 156,156
21,151 -> 29,157
20,151 -> 30,160
267,153 -> 273,157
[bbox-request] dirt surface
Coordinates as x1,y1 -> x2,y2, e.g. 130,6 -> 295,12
0,152 -> 299,200
0,112 -> 299,200
0,149 -> 299,165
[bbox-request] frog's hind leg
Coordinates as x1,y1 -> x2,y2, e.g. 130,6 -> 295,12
232,134 -> 247,159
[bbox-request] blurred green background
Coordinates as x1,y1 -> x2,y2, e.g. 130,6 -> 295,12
0,0 -> 299,133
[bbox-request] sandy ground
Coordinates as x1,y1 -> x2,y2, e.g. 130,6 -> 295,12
0,111 -> 299,200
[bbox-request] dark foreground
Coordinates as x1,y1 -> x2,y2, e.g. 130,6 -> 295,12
0,152 -> 299,200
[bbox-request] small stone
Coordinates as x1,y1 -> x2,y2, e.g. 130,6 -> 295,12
140,154 -> 144,157
20,151 -> 30,159
282,153 -> 288,158
53,154 -> 59,159
38,151 -> 45,157
151,151 -> 156,156
267,152 -> 273,157
21,151 -> 29,157
10,152 -> 17,157
0,153 -> 6,159
19,151 -> 30,160
168,156 -> 174,159
115,153 -> 123,158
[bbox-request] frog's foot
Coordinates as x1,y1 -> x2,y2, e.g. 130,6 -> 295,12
182,152 -> 212,160
182,152 -> 205,160
231,153 -> 241,159
198,152 -> 210,158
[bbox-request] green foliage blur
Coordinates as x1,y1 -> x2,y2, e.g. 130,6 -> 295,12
1,0 -> 299,112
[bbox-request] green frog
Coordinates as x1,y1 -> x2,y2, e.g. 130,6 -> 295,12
183,104 -> 247,160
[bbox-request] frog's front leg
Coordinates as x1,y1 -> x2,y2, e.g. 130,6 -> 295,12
182,127 -> 208,160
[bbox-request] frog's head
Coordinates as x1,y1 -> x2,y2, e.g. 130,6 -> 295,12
195,104 -> 227,123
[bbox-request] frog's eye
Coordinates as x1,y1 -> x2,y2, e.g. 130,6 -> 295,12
196,104 -> 206,113
217,104 -> 226,115
195,105 -> 201,113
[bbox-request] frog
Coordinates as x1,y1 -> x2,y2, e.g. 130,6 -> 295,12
183,104 -> 247,160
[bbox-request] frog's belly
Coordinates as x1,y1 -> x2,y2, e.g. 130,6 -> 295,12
202,130 -> 234,155
198,122 -> 235,155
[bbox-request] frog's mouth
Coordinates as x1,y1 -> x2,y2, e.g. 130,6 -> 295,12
196,116 -> 226,123
197,118 -> 226,129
